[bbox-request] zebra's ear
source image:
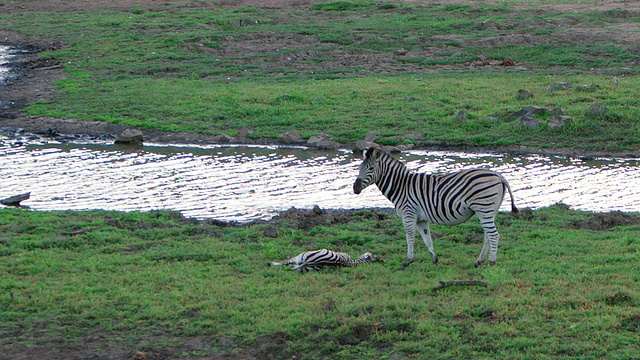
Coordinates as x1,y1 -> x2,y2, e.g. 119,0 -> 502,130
365,147 -> 382,160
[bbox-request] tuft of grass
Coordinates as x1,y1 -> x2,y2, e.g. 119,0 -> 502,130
310,1 -> 375,12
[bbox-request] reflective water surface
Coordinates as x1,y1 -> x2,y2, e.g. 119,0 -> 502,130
1,138 -> 639,222
0,45 -> 15,85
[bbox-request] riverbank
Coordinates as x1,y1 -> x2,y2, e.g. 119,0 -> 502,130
2,59 -> 639,158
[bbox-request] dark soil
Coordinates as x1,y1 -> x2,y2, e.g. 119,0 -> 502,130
1,1 -> 639,359
571,211 -> 640,231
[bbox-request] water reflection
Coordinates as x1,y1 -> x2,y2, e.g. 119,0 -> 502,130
0,45 -> 16,85
1,139 -> 639,222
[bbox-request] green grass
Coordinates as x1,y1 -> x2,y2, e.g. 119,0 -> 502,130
1,205 -> 639,358
23,73 -> 640,150
1,1 -> 639,152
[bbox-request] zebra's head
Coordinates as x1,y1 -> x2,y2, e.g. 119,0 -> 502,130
353,147 -> 383,194
358,252 -> 373,262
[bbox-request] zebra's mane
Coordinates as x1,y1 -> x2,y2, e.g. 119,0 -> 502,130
366,147 -> 409,171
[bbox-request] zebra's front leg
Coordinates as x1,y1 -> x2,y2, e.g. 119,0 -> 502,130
416,222 -> 438,264
402,217 -> 418,268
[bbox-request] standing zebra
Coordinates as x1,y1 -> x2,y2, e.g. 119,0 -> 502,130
353,147 -> 517,267
270,249 -> 373,272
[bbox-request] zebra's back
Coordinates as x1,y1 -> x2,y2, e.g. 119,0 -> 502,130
411,169 -> 509,225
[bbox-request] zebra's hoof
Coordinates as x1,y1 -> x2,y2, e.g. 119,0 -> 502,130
432,257 -> 438,264
474,261 -> 483,268
402,260 -> 413,269
489,260 -> 497,266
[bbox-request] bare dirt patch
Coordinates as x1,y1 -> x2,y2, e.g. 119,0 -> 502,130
571,211 -> 640,231
0,32 -> 66,118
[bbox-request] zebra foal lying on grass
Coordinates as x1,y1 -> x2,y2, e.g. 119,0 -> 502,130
270,249 -> 373,272
353,147 -> 518,268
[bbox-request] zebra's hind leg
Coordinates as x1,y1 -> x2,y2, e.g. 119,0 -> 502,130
270,253 -> 304,268
417,222 -> 438,264
475,217 -> 500,267
290,264 -> 309,272
475,234 -> 490,267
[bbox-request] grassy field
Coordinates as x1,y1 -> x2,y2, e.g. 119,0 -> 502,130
1,0 -> 639,151
1,205 -> 639,358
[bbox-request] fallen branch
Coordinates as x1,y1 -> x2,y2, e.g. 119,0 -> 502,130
432,280 -> 489,291
33,65 -> 63,71
0,192 -> 30,206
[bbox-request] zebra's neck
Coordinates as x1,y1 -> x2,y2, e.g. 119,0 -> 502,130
348,254 -> 371,267
375,156 -> 412,201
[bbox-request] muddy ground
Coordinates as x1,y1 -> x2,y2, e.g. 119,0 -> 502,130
1,1 -> 640,359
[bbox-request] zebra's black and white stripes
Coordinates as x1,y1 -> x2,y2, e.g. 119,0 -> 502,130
270,249 -> 373,272
353,147 -> 517,267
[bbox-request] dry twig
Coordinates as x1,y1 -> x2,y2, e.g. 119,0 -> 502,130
432,280 -> 489,291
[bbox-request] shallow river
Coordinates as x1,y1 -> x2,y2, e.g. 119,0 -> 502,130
1,137 -> 639,222
0,45 -> 15,85
0,45 -> 27,85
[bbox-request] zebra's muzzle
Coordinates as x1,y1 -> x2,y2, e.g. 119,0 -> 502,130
353,178 -> 363,194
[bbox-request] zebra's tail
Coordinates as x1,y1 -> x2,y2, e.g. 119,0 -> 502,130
502,177 -> 519,214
